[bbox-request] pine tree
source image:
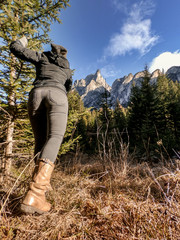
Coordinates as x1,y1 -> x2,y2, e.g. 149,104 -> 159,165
172,83 -> 180,149
128,69 -> 158,159
84,109 -> 98,153
0,0 -> 70,174
128,70 -> 180,159
113,100 -> 127,132
112,100 -> 128,151
156,74 -> 180,153
128,81 -> 144,151
98,88 -> 113,132
96,88 -> 114,162
59,90 -> 89,155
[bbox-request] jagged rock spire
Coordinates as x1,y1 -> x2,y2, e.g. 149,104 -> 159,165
73,66 -> 180,108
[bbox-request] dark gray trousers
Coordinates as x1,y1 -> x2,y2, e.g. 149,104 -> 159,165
28,87 -> 68,163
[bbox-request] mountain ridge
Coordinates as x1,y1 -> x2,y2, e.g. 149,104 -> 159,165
72,66 -> 180,108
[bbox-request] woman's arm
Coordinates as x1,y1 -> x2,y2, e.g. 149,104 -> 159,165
10,36 -> 41,64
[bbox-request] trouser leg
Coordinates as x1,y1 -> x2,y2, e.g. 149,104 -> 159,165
28,87 -> 68,163
30,110 -> 47,161
39,91 -> 68,163
28,89 -> 47,163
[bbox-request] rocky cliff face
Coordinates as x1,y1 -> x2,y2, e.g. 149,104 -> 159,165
166,66 -> 180,82
73,69 -> 111,108
111,69 -> 163,107
111,73 -> 133,107
73,66 -> 180,109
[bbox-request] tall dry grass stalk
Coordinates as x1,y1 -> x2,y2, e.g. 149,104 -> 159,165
97,128 -> 131,177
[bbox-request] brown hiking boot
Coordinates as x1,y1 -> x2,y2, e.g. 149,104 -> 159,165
21,159 -> 54,214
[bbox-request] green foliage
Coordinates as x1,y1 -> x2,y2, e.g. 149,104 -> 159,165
155,75 -> 180,153
98,89 -> 113,132
78,109 -> 98,153
13,102 -> 34,156
59,90 -> 88,155
128,69 -> 157,156
128,69 -> 180,159
0,0 -> 70,103
0,0 -> 70,171
113,100 -> 127,131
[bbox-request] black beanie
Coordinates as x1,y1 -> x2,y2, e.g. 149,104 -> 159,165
51,44 -> 67,56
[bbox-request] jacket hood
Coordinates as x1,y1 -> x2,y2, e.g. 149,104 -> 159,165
51,44 -> 67,56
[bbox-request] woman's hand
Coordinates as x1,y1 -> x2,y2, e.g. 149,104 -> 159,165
19,36 -> 28,47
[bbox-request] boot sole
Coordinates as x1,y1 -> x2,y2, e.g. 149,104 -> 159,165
20,203 -> 48,215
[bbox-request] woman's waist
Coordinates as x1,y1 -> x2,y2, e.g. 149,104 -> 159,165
32,80 -> 66,93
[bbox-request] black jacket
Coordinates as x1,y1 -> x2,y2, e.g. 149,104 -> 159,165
10,40 -> 72,93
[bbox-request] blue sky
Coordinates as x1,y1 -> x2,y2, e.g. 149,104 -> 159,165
46,0 -> 180,86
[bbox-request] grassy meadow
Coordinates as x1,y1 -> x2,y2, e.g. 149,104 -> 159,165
0,151 -> 180,240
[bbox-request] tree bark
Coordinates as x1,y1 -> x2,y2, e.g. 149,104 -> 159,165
4,56 -> 16,175
5,119 -> 15,175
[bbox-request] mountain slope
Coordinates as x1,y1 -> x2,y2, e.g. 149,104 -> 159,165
73,66 -> 180,108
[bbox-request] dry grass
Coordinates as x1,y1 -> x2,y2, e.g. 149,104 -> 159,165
0,154 -> 180,240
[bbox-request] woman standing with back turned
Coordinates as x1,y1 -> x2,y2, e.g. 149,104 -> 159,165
10,36 -> 72,214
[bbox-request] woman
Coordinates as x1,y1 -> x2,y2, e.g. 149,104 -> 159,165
10,36 -> 72,214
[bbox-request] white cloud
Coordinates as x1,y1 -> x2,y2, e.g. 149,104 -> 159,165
112,0 -> 130,12
149,51 -> 180,73
106,0 -> 159,57
129,0 -> 155,20
101,64 -> 121,78
112,0 -> 155,15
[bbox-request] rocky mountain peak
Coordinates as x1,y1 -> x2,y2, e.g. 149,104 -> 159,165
73,66 -> 180,109
95,69 -> 101,77
167,66 -> 180,74
124,73 -> 133,84
150,69 -> 162,83
166,66 -> 180,82
72,69 -> 111,108
151,69 -> 161,78
133,71 -> 145,80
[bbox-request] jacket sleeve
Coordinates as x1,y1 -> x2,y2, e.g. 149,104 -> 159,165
10,40 -> 41,65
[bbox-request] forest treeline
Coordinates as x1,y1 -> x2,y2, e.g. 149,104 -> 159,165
1,68 -> 180,168
66,70 -> 180,161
